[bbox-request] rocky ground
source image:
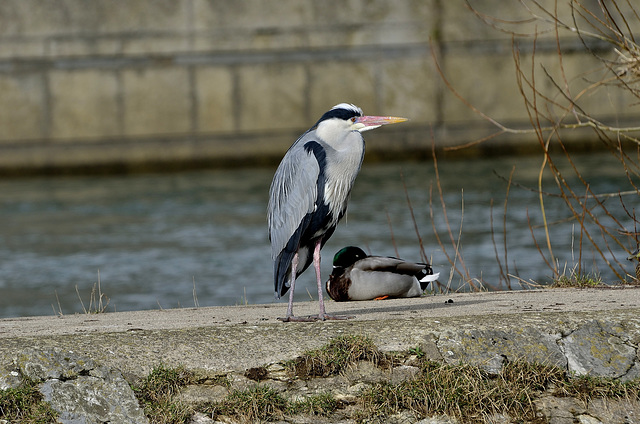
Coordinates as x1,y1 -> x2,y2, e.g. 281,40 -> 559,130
1,288 -> 640,423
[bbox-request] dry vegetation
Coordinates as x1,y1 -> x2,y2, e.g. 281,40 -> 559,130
134,335 -> 640,424
418,0 -> 640,292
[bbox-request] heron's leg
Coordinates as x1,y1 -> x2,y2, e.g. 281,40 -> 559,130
313,239 -> 354,321
278,252 -> 326,322
280,253 -> 298,321
278,243 -> 354,322
313,238 -> 327,317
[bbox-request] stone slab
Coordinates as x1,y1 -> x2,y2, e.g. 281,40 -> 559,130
0,288 -> 639,381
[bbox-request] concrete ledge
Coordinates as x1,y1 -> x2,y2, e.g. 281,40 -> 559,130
1,288 -> 639,381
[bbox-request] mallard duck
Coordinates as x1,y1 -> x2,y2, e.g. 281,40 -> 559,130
326,246 -> 440,301
628,247 -> 640,282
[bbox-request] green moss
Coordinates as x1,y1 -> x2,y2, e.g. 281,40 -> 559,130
0,377 -> 58,423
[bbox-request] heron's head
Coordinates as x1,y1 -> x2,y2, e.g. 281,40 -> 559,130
314,103 -> 407,142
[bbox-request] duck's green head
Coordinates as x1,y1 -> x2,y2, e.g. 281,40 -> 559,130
628,247 -> 640,261
333,246 -> 367,268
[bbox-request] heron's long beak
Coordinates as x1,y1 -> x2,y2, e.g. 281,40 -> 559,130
354,115 -> 408,132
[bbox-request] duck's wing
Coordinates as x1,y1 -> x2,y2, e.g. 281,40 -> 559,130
356,256 -> 439,289
354,256 -> 427,275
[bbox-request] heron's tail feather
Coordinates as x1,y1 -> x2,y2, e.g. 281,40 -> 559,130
274,249 -> 295,299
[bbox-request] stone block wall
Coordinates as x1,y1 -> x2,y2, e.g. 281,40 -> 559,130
0,0 -> 638,173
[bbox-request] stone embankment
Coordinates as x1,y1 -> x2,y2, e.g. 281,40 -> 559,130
1,287 -> 640,423
2,0 -> 638,175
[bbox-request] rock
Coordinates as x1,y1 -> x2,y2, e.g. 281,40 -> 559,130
190,412 -> 217,423
13,347 -> 147,424
15,347 -> 100,381
384,410 -> 417,423
304,375 -> 344,396
390,365 -> 420,385
415,415 -> 459,424
438,326 -> 566,370
40,376 -> 146,424
342,361 -> 389,385
587,398 -> 640,423
228,373 -> 257,392
481,354 -> 507,375
179,384 -> 229,404
576,415 -> 603,424
0,366 -> 21,390
560,320 -> 636,378
620,362 -> 640,382
535,395 -> 586,424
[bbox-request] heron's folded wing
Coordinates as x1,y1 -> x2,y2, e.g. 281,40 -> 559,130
268,136 -> 321,259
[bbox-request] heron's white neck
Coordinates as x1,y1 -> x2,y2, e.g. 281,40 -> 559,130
322,131 -> 365,221
315,119 -> 354,150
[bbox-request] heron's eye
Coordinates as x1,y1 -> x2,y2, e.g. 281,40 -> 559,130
350,117 -> 357,123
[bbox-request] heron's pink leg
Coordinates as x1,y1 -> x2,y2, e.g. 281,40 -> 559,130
278,241 -> 354,322
313,239 -> 327,317
285,252 -> 298,319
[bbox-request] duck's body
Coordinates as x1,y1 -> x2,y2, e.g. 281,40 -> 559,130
326,246 -> 439,301
628,247 -> 640,282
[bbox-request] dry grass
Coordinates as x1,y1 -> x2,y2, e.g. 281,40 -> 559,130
204,385 -> 287,423
132,364 -> 195,424
120,336 -> 640,424
551,263 -> 604,288
0,377 -> 59,423
359,357 -> 639,423
424,0 -> 640,291
284,334 -> 389,379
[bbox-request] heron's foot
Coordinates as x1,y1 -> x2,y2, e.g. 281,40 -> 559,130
373,295 -> 389,300
277,314 -> 354,322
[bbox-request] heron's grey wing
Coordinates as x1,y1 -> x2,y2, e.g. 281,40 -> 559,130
355,256 -> 426,275
268,135 -> 321,260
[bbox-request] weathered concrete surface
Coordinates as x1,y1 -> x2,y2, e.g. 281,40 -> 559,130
0,288 -> 639,381
2,288 -> 640,423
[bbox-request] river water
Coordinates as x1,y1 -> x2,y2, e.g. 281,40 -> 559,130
0,153 -> 637,318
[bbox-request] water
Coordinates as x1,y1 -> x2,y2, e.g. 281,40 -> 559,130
0,154 -> 637,318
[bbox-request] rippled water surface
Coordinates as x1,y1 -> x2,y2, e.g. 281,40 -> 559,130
0,153 -> 637,318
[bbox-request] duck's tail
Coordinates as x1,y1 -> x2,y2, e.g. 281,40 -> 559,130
418,265 -> 440,290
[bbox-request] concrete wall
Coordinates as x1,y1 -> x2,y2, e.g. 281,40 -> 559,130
0,0 -> 638,174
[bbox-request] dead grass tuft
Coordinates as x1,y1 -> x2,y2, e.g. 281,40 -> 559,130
0,377 -> 59,423
203,384 -> 287,423
284,334 -> 388,379
132,364 -> 195,424
357,358 -> 637,423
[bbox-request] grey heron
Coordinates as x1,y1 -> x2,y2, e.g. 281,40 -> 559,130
326,246 -> 439,302
268,103 -> 407,321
